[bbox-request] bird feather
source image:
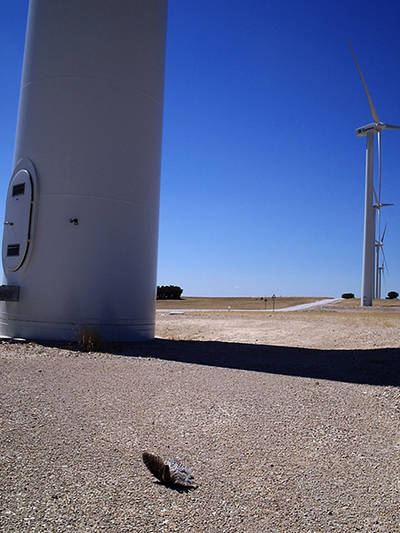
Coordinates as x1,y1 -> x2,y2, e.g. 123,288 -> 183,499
142,452 -> 165,482
142,452 -> 198,488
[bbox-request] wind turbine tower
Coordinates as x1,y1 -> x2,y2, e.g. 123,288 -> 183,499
0,1 -> 167,341
348,42 -> 400,306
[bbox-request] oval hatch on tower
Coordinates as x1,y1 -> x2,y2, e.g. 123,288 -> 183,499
2,169 -> 34,271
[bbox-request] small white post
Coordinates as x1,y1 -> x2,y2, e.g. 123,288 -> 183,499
361,131 -> 375,306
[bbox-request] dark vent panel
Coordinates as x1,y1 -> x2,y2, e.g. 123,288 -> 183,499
7,244 -> 20,256
12,183 -> 25,196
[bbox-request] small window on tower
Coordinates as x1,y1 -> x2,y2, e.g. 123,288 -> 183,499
7,244 -> 20,256
12,183 -> 25,196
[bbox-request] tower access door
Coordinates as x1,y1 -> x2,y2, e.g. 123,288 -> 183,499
2,169 -> 34,272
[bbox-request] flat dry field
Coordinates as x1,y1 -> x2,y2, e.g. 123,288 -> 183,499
156,296 -> 329,310
156,305 -> 400,350
330,298 -> 400,310
1,303 -> 399,532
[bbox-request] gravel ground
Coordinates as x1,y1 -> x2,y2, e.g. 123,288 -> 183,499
1,312 -> 400,532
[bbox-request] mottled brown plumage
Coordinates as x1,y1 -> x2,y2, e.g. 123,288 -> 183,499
142,452 -> 198,488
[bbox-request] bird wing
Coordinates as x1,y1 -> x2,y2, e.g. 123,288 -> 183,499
167,458 -> 198,488
142,452 -> 165,482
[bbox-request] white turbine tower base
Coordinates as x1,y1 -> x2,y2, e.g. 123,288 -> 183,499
0,1 -> 168,341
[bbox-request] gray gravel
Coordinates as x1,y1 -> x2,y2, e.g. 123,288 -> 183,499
1,340 -> 399,532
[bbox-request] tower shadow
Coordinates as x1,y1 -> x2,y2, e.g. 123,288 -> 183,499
109,338 -> 399,387
16,336 -> 399,387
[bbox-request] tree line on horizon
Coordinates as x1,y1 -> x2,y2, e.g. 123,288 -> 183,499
157,285 -> 183,300
341,291 -> 398,299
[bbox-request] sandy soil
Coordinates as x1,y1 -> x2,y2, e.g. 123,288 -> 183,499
1,308 -> 399,532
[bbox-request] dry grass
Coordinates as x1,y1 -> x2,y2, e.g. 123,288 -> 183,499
325,298 -> 400,312
78,328 -> 103,352
332,297 -> 400,308
156,296 -> 330,311
155,308 -> 400,350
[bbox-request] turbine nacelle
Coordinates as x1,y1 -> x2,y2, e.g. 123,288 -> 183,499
356,122 -> 400,137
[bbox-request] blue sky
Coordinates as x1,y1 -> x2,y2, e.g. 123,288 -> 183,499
1,1 -> 400,297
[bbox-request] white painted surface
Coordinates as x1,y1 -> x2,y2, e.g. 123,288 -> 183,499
361,132 -> 375,307
0,0 -> 167,341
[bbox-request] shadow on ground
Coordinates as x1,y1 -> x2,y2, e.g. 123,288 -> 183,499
44,338 -> 400,387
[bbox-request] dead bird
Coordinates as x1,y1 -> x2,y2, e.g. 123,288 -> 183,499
142,451 -> 198,489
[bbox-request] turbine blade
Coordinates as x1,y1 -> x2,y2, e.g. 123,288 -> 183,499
347,40 -> 380,123
373,187 -> 379,206
382,248 -> 389,274
383,124 -> 400,130
381,203 -> 395,207
381,224 -> 387,242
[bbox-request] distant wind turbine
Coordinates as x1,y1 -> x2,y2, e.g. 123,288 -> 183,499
375,224 -> 389,299
348,40 -> 399,306
373,131 -> 394,299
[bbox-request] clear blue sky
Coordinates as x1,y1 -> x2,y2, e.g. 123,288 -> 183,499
1,1 -> 400,297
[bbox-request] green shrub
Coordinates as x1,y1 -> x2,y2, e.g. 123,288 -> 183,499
157,285 -> 183,300
386,291 -> 399,300
341,293 -> 355,299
